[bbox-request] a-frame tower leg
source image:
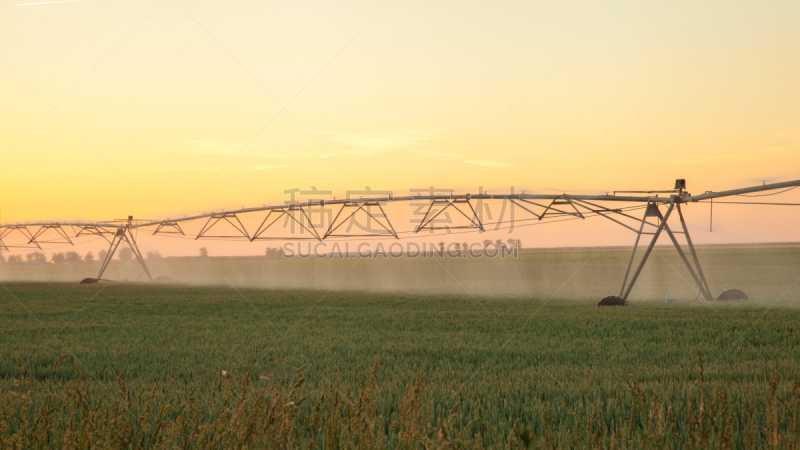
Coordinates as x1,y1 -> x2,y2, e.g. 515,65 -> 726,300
660,204 -> 712,301
619,201 -> 713,302
677,204 -> 712,300
96,218 -> 153,281
122,228 -> 153,281
620,203 -> 675,301
97,228 -> 125,280
619,204 -> 653,297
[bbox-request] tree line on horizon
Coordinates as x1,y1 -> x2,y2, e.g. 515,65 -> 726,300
0,246 -> 263,264
0,240 -> 521,264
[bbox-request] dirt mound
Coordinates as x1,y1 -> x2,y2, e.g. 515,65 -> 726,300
597,296 -> 627,307
79,278 -> 98,284
155,275 -> 173,282
715,288 -> 748,301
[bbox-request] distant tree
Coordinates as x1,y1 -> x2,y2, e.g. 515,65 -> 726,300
265,247 -> 284,258
199,247 -> 208,258
118,247 -> 134,262
7,254 -> 23,264
483,239 -> 493,249
98,249 -> 107,262
65,251 -> 81,264
0,249 -> 5,264
146,250 -> 162,260
52,252 -> 66,264
26,252 -> 46,264
84,251 -> 94,262
438,242 -> 445,255
495,239 -> 505,250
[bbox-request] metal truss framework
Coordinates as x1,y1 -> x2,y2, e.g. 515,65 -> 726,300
251,206 -> 322,241
414,198 -> 484,233
326,201 -> 398,239
74,225 -> 117,243
1,179 -> 798,300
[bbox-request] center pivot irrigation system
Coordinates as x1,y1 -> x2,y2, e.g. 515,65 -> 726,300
2,179 -> 799,301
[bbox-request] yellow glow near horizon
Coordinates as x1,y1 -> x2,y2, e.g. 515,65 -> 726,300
1,0 -> 799,253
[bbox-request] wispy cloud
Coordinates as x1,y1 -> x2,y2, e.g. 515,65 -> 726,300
340,149 -> 385,156
408,149 -> 461,158
408,150 -> 512,168
166,139 -> 333,160
141,166 -> 220,172
313,130 -> 430,153
246,164 -> 292,170
15,0 -> 86,6
140,164 -> 290,172
167,131 -> 437,162
464,160 -> 513,168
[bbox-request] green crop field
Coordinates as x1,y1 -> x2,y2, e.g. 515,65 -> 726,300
1,278 -> 799,448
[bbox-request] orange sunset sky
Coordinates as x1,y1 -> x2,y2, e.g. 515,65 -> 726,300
1,0 -> 799,256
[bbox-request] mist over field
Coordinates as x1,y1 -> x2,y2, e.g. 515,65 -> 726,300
3,244 -> 800,304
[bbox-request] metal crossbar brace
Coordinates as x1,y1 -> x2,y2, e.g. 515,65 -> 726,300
324,201 -> 398,239
250,206 -> 323,241
153,221 -> 185,236
508,199 -> 543,219
196,213 -> 250,240
540,197 -> 584,220
414,199 -> 484,233
571,199 -> 659,233
29,225 -> 73,246
251,210 -> 286,240
75,225 -> 115,244
0,226 -> 41,249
